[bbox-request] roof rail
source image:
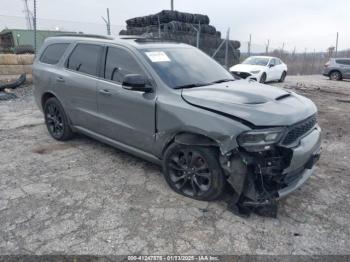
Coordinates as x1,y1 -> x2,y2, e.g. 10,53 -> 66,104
119,35 -> 177,43
53,33 -> 114,40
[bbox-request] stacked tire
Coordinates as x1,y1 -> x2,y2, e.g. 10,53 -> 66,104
120,10 -> 240,67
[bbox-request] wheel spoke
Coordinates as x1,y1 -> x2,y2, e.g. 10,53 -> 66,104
193,176 -> 210,192
190,177 -> 198,195
195,172 -> 211,178
173,174 -> 186,183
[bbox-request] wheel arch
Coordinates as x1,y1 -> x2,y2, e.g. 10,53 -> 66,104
161,132 -> 220,158
329,69 -> 342,78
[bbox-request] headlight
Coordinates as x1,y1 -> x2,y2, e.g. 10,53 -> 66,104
250,70 -> 261,74
237,128 -> 285,152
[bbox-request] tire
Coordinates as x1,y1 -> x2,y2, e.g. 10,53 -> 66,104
259,73 -> 267,84
279,71 -> 287,82
14,45 -> 35,54
329,71 -> 342,81
44,97 -> 73,141
163,143 -> 226,201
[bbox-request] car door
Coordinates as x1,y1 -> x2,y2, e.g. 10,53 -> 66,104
275,58 -> 285,79
58,43 -> 103,132
337,59 -> 350,78
266,58 -> 276,81
96,45 -> 156,153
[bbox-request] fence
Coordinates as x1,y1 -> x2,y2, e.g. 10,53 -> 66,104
1,15 -> 349,75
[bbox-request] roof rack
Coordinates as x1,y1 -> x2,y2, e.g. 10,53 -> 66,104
53,33 -> 114,40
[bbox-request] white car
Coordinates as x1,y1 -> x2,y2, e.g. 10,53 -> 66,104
230,56 -> 288,84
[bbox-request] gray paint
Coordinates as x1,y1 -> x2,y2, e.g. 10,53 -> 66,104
33,36 -> 321,203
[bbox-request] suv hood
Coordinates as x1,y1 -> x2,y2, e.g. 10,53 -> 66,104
181,80 -> 317,126
230,64 -> 266,73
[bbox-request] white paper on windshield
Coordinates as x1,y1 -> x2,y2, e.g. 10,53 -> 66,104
145,51 -> 171,62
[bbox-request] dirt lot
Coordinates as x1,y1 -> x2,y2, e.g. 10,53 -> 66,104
0,75 -> 349,255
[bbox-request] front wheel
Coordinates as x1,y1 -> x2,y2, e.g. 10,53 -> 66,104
163,144 -> 225,201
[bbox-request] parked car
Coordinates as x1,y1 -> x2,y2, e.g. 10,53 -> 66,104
323,58 -> 350,81
230,56 -> 288,84
33,35 -> 321,215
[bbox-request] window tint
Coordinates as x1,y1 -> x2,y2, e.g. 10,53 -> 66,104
104,47 -> 145,83
270,59 -> 276,66
40,43 -> 69,64
67,44 -> 103,76
336,59 -> 350,65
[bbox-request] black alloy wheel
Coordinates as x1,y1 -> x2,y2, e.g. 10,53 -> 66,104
259,73 -> 267,84
44,97 -> 73,141
279,71 -> 287,82
163,144 -> 225,201
330,71 -> 342,81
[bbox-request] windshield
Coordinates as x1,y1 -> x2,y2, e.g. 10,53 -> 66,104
141,47 -> 234,89
242,57 -> 269,66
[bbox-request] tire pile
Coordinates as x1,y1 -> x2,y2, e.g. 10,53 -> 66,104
119,10 -> 240,67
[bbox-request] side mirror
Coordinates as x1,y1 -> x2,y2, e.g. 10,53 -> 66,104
122,74 -> 153,93
269,64 -> 275,68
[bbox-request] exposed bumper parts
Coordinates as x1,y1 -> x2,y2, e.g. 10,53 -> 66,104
221,125 -> 322,218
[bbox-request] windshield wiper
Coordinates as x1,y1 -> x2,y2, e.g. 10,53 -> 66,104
211,79 -> 235,84
173,83 -> 210,89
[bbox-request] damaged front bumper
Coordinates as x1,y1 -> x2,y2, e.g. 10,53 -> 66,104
221,125 -> 322,210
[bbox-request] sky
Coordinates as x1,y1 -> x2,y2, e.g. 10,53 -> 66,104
0,0 -> 349,53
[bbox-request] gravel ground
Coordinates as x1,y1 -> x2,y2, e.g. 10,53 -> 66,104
0,75 -> 349,255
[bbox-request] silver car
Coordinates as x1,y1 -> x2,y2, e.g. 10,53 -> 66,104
323,58 -> 350,80
33,35 -> 321,216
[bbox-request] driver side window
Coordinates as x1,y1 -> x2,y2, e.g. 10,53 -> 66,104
269,59 -> 276,66
104,47 -> 145,83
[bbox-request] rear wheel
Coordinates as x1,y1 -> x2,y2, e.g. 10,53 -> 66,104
259,73 -> 267,84
44,97 -> 73,141
163,143 -> 225,201
330,71 -> 342,81
279,71 -> 287,82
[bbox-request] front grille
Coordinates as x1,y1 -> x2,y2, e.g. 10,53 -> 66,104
233,71 -> 251,79
282,115 -> 317,145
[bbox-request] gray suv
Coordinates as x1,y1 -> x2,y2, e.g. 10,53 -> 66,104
33,35 -> 321,215
323,58 -> 350,80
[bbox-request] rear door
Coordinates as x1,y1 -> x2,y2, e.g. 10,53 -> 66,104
336,59 -> 350,78
60,43 -> 103,132
96,45 -> 156,153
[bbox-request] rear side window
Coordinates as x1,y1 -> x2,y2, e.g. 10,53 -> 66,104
104,47 -> 145,83
67,44 -> 103,76
40,43 -> 69,65
336,59 -> 350,65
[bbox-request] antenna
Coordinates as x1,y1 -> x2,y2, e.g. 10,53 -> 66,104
171,0 -> 174,11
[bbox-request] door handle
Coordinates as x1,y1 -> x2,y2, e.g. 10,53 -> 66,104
99,89 -> 112,96
56,76 -> 65,82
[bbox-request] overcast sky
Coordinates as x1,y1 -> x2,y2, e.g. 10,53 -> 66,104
0,0 -> 348,52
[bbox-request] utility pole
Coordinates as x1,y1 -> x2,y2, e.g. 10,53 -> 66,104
335,32 -> 339,57
225,28 -> 230,69
102,8 -> 111,35
171,0 -> 174,11
33,0 -> 37,55
265,39 -> 270,55
248,34 -> 251,57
